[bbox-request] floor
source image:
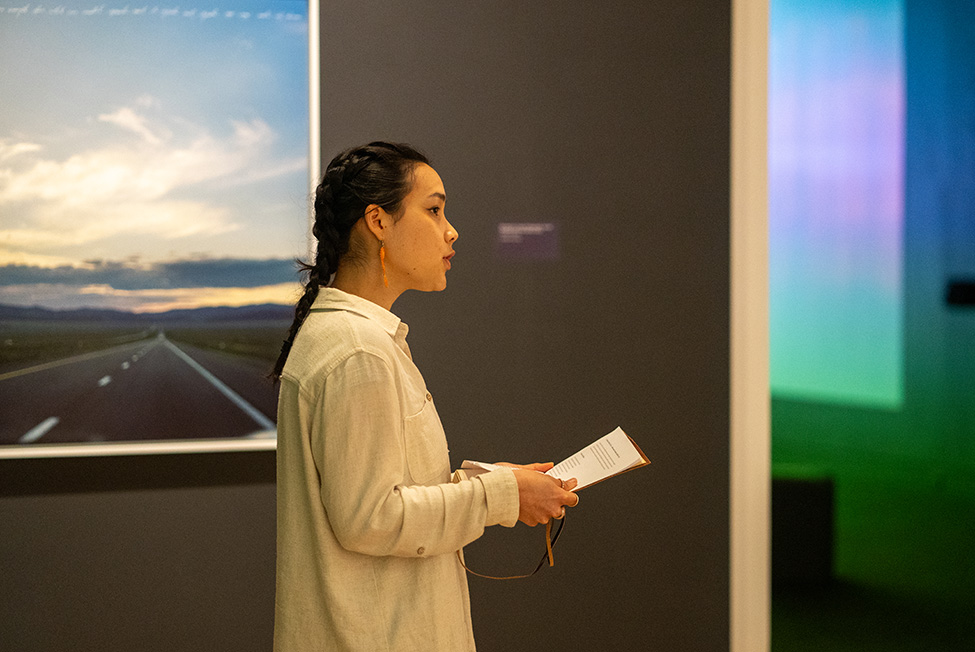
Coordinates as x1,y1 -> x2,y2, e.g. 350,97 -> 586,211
771,401 -> 975,651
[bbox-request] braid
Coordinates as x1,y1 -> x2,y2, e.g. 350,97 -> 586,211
269,182 -> 339,381
270,141 -> 430,381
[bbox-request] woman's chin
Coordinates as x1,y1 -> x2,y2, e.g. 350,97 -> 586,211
414,278 -> 448,292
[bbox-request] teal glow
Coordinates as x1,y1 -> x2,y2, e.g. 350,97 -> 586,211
769,0 -> 905,408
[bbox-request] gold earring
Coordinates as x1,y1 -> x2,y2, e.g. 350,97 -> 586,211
380,241 -> 388,288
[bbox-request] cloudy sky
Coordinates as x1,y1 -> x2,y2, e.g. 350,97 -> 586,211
0,0 -> 309,312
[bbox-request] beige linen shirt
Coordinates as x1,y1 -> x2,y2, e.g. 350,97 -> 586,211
274,288 -> 520,652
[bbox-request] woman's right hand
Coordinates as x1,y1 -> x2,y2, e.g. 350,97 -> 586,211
511,466 -> 579,526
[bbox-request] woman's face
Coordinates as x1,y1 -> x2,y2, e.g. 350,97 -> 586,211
383,163 -> 458,292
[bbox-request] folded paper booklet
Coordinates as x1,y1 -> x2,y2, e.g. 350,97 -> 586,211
461,426 -> 650,490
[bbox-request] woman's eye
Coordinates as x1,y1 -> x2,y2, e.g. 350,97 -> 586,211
430,206 -> 441,216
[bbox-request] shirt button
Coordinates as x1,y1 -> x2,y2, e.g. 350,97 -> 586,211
425,393 -> 432,402
417,547 -> 425,556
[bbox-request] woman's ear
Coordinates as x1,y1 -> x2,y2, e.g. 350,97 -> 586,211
362,204 -> 386,241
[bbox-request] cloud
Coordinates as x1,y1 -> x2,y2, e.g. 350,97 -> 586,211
0,248 -> 76,268
0,140 -> 42,162
76,282 -> 302,313
1,113 -> 276,204
0,256 -> 304,313
0,281 -> 302,313
98,106 -> 166,145
0,97 -> 297,256
0,257 -> 300,290
232,118 -> 274,148
2,200 -> 237,252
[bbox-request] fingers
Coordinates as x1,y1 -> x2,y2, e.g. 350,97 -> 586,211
495,461 -> 554,472
566,490 -> 580,508
545,490 -> 576,523
551,475 -> 580,515
525,462 -> 554,472
563,478 -> 579,507
513,469 -> 580,527
553,476 -> 579,503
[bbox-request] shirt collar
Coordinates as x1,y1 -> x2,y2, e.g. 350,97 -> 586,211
309,287 -> 409,342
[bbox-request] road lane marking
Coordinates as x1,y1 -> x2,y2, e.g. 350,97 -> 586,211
98,376 -> 112,387
20,417 -> 60,443
0,339 -> 156,382
161,338 -> 275,431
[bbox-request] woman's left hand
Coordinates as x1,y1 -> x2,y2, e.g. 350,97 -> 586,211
495,461 -> 555,473
496,461 -> 579,526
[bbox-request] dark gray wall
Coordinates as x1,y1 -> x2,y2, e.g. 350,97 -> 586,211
0,1 -> 732,650
319,1 -> 730,650
0,452 -> 276,651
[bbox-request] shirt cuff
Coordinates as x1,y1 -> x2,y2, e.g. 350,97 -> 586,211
478,468 -> 520,528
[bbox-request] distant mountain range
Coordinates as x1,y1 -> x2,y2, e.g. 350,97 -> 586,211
0,303 -> 294,323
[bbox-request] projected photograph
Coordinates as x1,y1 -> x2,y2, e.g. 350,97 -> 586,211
768,0 -> 904,408
0,1 -> 310,454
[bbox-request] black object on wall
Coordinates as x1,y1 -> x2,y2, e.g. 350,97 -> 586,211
771,474 -> 835,586
946,280 -> 975,306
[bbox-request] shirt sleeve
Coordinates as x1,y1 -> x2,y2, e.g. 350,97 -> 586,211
310,349 -> 519,558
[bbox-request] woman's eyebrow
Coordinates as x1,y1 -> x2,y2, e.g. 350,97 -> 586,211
428,192 -> 446,202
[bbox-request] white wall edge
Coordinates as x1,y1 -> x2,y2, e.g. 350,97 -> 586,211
730,0 -> 771,650
0,437 -> 276,460
308,0 -> 322,252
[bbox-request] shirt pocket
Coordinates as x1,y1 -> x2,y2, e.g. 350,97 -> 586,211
403,393 -> 450,485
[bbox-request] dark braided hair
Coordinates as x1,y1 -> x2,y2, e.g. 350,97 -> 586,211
270,141 -> 430,381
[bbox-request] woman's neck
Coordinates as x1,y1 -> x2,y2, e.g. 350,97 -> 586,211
330,264 -> 401,312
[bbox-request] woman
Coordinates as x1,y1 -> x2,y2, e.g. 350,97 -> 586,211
272,141 -> 579,651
